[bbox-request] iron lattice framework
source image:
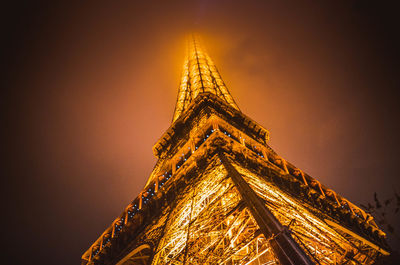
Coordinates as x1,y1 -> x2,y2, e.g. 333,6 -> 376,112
82,35 -> 390,265
172,35 -> 239,123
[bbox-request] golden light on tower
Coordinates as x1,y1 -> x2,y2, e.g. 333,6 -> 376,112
173,35 -> 239,122
82,35 -> 390,265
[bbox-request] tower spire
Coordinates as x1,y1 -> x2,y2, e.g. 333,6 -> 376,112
172,34 -> 239,122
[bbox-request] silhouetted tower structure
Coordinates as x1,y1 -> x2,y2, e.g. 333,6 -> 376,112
82,35 -> 390,265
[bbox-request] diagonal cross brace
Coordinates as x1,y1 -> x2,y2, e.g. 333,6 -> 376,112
219,152 -> 315,265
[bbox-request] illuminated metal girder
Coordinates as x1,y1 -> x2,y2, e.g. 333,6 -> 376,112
172,34 -> 239,123
81,36 -> 390,265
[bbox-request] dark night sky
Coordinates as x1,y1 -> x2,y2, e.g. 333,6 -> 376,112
2,1 -> 400,264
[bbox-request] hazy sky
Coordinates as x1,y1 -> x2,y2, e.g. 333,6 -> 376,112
3,1 -> 400,264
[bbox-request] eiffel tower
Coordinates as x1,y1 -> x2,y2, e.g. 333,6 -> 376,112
82,35 -> 390,265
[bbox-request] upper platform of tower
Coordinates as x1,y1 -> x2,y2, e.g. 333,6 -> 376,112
153,35 -> 270,159
172,34 -> 240,122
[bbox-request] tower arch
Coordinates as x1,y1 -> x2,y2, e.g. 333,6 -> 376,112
116,244 -> 152,265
